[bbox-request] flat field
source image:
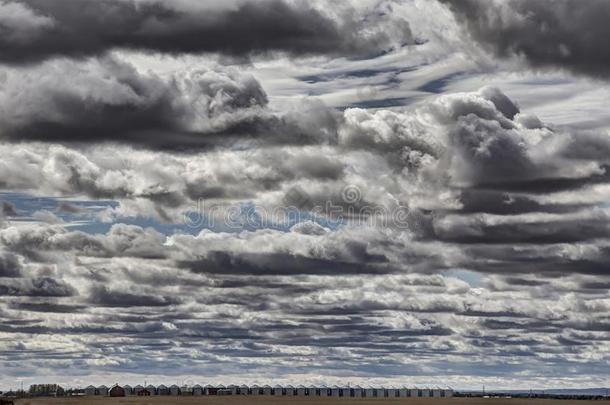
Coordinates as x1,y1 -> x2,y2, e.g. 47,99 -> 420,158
11,398 -> 610,405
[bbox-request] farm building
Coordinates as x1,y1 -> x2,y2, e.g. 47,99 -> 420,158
109,385 -> 125,397
74,383 -> 454,398
387,387 -> 399,398
191,384 -> 202,396
412,387 -> 429,397
352,385 -> 364,397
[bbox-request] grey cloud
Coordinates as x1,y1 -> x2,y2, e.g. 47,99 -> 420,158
450,189 -> 587,215
0,277 -> 76,297
0,56 -> 339,149
0,57 -> 295,148
88,285 -> 180,307
180,251 -> 391,276
465,244 -> 610,276
9,301 -> 86,313
440,0 -> 610,78
433,210 -> 610,245
0,0 -> 413,64
0,251 -> 22,277
0,223 -> 168,260
2,201 -> 17,217
56,202 -> 84,214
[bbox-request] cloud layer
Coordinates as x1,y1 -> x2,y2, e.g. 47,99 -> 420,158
0,0 -> 412,64
0,220 -> 609,387
1,88 -> 610,389
440,0 -> 610,78
0,57 -> 338,148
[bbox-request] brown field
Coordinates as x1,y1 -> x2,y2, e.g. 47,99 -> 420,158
11,398 -> 609,405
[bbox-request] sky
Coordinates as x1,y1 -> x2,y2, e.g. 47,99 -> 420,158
0,0 -> 610,391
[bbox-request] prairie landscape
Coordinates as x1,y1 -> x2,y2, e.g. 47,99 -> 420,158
12,398 -> 610,405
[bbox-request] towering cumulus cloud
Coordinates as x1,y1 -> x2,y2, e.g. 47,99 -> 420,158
440,0 -> 610,77
0,57 -> 337,147
0,0 -> 412,63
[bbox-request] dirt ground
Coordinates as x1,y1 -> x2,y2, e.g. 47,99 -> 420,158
11,397 -> 609,405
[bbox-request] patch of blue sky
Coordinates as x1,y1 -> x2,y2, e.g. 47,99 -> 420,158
416,71 -> 466,94
342,96 -> 416,110
0,192 -> 116,226
1,192 -> 343,236
444,269 -> 483,288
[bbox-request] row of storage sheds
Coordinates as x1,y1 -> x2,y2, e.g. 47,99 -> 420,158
84,384 -> 453,398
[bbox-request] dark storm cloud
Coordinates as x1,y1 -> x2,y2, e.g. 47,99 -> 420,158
0,277 -> 76,297
9,301 -> 86,313
440,0 -> 610,78
0,0 -> 412,64
2,201 -> 17,217
180,251 -> 391,276
56,202 -> 85,214
465,244 -> 610,276
0,252 -> 22,277
88,285 -> 180,307
433,210 -> 610,245
0,57 -> 338,148
0,251 -> 22,277
450,189 -> 587,215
